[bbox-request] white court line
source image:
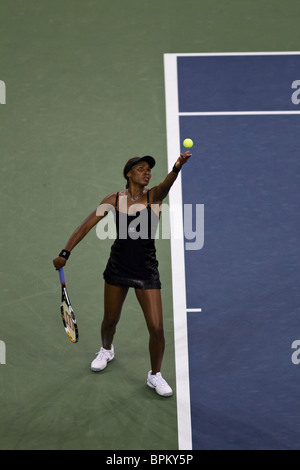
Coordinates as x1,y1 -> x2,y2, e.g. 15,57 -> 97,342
187,308 -> 202,313
180,111 -> 300,116
166,51 -> 300,57
164,53 -> 192,451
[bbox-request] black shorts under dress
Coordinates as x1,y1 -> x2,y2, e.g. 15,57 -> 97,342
103,190 -> 161,289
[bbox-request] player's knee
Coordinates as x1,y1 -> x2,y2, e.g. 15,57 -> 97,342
149,324 -> 164,343
102,315 -> 119,330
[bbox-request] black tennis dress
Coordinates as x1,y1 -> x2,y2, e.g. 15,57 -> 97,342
103,190 -> 161,289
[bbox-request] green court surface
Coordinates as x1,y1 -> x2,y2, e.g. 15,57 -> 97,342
1,0 -> 299,450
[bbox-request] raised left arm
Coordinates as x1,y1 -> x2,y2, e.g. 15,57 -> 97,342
150,151 -> 192,202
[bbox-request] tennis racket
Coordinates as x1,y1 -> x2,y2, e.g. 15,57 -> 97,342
59,268 -> 79,343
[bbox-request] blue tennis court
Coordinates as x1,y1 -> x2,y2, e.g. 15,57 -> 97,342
164,53 -> 300,450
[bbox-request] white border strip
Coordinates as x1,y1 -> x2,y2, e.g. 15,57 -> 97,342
164,54 -> 192,451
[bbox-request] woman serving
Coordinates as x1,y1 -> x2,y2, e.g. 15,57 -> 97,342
53,151 -> 191,397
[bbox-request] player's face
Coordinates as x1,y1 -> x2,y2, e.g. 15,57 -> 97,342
129,162 -> 151,185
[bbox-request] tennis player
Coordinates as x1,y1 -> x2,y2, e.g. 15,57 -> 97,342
53,151 -> 191,397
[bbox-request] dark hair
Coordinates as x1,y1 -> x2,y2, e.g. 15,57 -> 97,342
123,157 -> 139,189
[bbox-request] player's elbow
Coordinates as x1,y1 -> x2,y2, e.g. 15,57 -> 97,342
153,185 -> 169,202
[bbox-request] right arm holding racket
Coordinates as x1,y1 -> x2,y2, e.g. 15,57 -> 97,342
52,193 -> 116,270
53,193 -> 117,343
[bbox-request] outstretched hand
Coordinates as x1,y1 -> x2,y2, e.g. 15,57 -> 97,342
175,151 -> 192,170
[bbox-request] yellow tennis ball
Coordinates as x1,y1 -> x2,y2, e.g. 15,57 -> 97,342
183,138 -> 193,148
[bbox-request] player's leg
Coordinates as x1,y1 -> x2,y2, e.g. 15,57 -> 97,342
101,282 -> 129,349
135,288 -> 173,396
91,282 -> 128,372
134,288 -> 165,374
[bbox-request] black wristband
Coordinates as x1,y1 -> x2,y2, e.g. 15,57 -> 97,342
172,164 -> 181,174
59,249 -> 71,260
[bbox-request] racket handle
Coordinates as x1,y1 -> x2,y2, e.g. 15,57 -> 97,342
59,267 -> 65,284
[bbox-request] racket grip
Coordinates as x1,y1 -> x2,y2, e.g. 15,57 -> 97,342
59,267 -> 65,284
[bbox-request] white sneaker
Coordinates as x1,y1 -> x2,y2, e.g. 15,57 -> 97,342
91,345 -> 114,372
147,371 -> 173,397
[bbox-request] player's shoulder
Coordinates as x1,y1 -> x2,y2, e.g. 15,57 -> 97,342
100,190 -> 127,205
100,192 -> 117,205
